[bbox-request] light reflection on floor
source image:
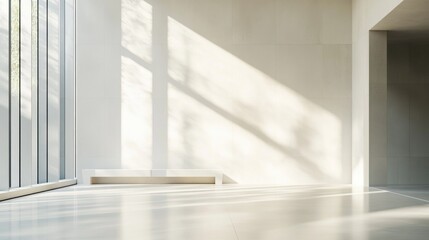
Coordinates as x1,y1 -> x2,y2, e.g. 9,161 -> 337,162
0,184 -> 428,240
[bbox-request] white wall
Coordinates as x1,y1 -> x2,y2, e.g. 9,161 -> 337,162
352,0 -> 403,186
387,42 -> 429,184
76,0 -> 352,184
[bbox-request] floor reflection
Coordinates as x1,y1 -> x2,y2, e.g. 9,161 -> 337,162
0,185 -> 428,240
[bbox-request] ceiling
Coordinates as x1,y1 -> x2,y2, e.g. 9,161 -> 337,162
373,0 -> 429,31
373,0 -> 429,42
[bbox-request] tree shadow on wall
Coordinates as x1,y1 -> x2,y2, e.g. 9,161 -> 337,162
116,0 -> 348,184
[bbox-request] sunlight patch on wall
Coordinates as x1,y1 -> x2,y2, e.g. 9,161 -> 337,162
121,0 -> 153,169
121,56 -> 152,169
168,17 -> 342,184
121,0 -> 152,64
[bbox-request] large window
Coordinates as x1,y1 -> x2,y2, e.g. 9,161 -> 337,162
0,0 -> 75,191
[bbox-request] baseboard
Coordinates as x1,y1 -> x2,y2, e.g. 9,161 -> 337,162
0,179 -> 77,202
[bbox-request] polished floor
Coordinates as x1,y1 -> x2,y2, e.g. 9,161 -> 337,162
0,184 -> 428,240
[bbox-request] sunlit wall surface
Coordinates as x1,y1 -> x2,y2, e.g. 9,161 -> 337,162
77,0 -> 352,184
0,0 -> 75,191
